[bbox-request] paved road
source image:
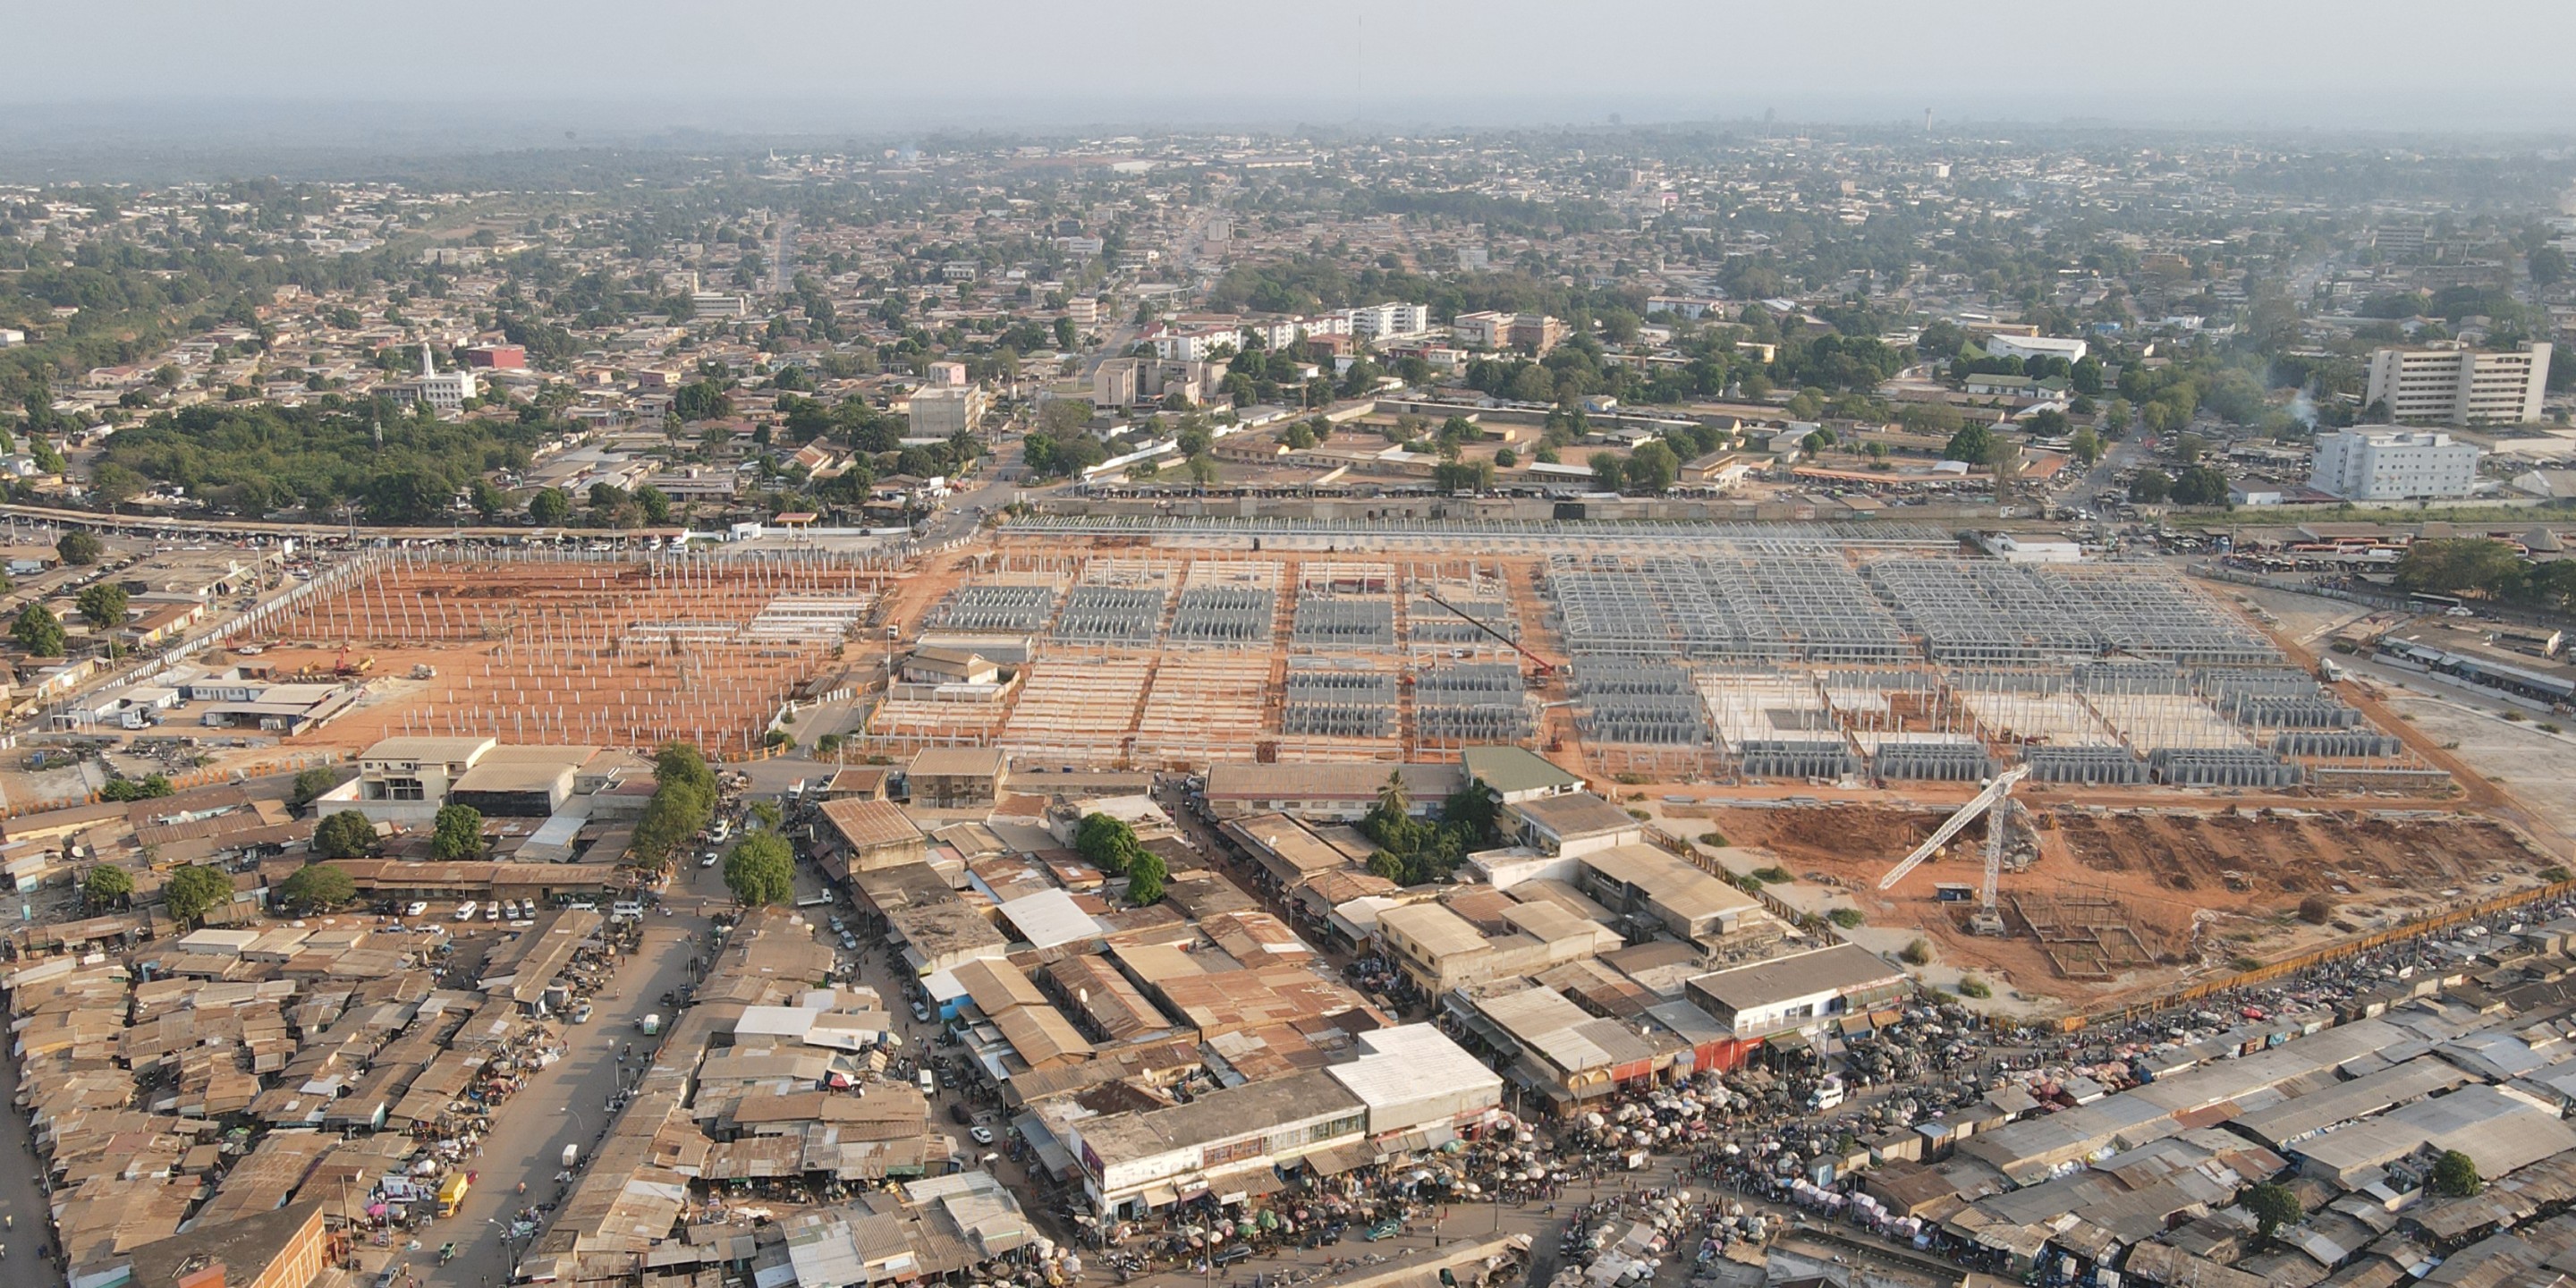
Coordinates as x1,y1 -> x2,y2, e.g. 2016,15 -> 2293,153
412,893 -> 717,1288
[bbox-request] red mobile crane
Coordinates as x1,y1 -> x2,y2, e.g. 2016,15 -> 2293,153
1418,590 -> 1555,680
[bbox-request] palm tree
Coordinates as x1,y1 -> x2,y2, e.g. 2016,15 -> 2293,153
1376,770 -> 1410,820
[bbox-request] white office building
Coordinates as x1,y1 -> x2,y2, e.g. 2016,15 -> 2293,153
405,344 -> 477,414
1980,333 -> 2089,365
691,292 -> 752,319
2364,343 -> 2551,426
1347,301 -> 1431,340
2308,428 -> 2484,501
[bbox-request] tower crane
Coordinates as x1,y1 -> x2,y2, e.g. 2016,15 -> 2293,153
1876,766 -> 2029,936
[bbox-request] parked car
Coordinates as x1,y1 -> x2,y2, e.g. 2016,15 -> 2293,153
453,902 -> 479,921
911,1002 -> 930,1023
700,852 -> 719,868
571,1002 -> 594,1024
404,902 -> 428,917
970,1125 -> 995,1146
949,1102 -> 972,1125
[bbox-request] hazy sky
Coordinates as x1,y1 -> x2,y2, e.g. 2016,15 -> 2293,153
12,0 -> 2576,134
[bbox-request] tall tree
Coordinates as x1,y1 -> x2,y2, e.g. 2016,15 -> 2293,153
12,604 -> 65,657
164,864 -> 234,928
78,581 -> 130,656
431,804 -> 485,860
724,833 -> 797,906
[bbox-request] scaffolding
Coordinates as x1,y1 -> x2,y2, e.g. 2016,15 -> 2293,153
1572,659 -> 1708,747
2022,745 -> 2148,784
1293,595 -> 1396,649
263,547 -> 896,756
1414,662 -> 1533,742
1282,665 -> 1400,739
931,584 -> 1060,635
1863,558 -> 2097,663
1001,657 -> 1152,766
2033,565 -> 2284,665
1168,585 -> 1275,646
2148,747 -> 2305,788
1134,654 -> 1271,765
1054,585 -> 1166,646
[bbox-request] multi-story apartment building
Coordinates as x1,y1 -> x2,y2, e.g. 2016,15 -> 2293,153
907,385 -> 987,437
1347,301 -> 1430,340
1452,310 -> 1565,354
2307,428 -> 2484,501
2364,343 -> 2551,426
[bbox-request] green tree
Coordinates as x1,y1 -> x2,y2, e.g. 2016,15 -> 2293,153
724,832 -> 797,906
90,462 -> 145,509
1434,459 -> 1497,493
2069,427 -> 2103,465
2432,1148 -> 2483,1197
1589,451 -> 1627,492
276,863 -> 356,911
1944,423 -> 1997,463
84,864 -> 135,909
78,581 -> 130,652
2172,464 -> 2233,506
2130,469 -> 2173,504
431,803 -> 485,860
99,774 -> 174,801
2244,1181 -> 2302,1239
57,530 -> 104,566
1377,770 -> 1411,819
1125,850 -> 1167,905
289,767 -> 340,809
2532,246 -> 2570,289
1076,813 -> 1142,876
674,381 -> 733,421
164,864 -> 234,927
1442,782 -> 1499,842
634,484 -> 674,525
1895,402 -> 1963,436
657,742 -> 716,799
529,487 -> 573,526
2394,538 -> 2529,600
13,604 -> 66,657
315,809 -> 378,859
1627,440 -> 1680,494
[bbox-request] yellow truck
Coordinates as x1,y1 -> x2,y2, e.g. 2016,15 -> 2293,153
436,1172 -> 471,1217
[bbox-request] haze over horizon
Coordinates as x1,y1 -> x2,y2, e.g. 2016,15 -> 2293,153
11,0 -> 2576,154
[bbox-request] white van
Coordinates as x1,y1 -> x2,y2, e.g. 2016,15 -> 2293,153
918,1069 -> 938,1096
453,902 -> 479,921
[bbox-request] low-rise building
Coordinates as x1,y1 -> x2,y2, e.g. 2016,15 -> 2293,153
1059,1068 -> 1367,1218
1462,745 -> 1586,805
1374,898 -> 1618,994
1509,792 -> 1645,858
346,735 -> 496,824
908,746 -> 1010,809
1201,761 -> 1465,821
1682,944 -> 1911,1041
816,797 -> 929,873
1571,843 -> 1765,944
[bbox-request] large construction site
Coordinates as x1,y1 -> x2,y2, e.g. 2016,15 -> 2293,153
219,518 -> 2563,1013
231,546 -> 898,757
